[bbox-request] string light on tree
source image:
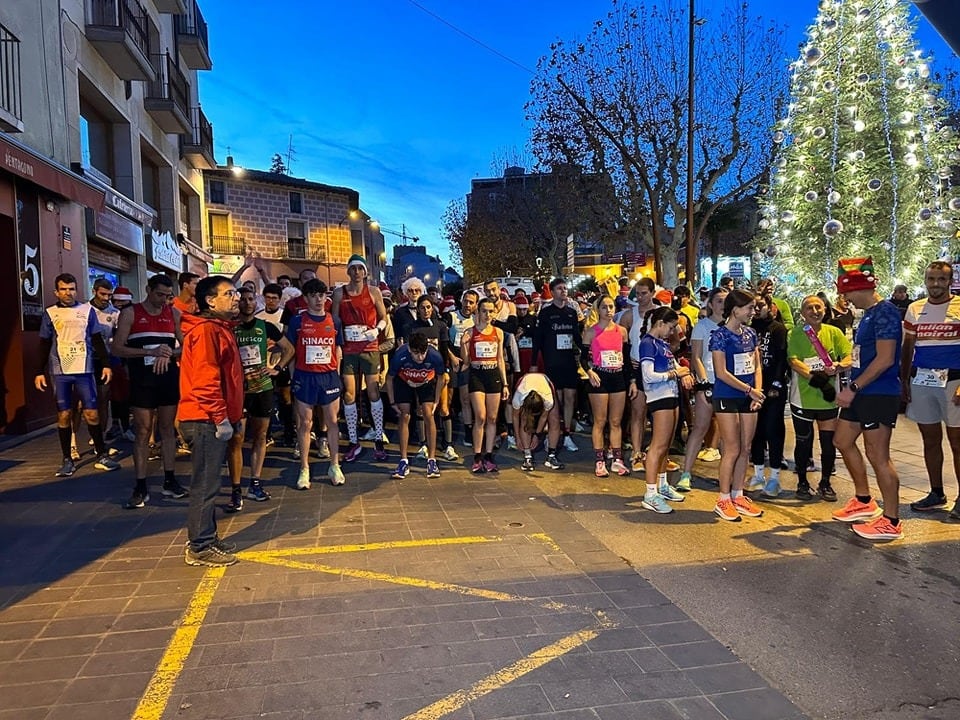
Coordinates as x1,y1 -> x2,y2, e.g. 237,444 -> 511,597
757,0 -> 960,298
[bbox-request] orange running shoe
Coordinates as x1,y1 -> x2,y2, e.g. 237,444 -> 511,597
732,495 -> 764,517
714,497 -> 741,522
851,515 -> 903,541
832,497 -> 882,523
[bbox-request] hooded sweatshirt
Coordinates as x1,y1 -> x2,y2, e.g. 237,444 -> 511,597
178,312 -> 243,425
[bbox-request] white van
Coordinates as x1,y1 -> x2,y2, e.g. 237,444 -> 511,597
469,276 -> 538,298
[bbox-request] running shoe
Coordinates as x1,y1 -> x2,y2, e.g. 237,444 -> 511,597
224,486 -> 243,513
442,445 -> 460,462
851,515 -> 903,541
373,441 -> 388,462
665,459 -> 680,472
506,435 -> 517,450
296,467 -> 311,490
595,460 -> 609,478
817,483 -> 838,502
391,459 -> 410,479
676,471 -> 692,492
795,482 -> 814,501
641,492 -> 674,514
343,443 -> 363,463
697,447 -> 721,462
328,464 -> 345,486
610,458 -> 630,476
247,483 -> 270,502
416,445 -> 428,460
70,445 -> 81,462
732,495 -> 763,517
361,426 -> 380,441
832,497 -> 882,523
176,440 -> 191,456
910,491 -> 947,512
631,454 -> 645,473
482,459 -> 499,473
55,459 -> 76,477
760,478 -> 781,499
714,497 -> 741,522
122,428 -> 136,442
659,483 -> 685,502
124,490 -> 150,509
562,436 -> 579,452
544,454 -> 564,470
184,544 -> 237,567
471,459 -> 485,474
426,459 -> 441,478
161,479 -> 189,498
744,475 -> 765,492
292,444 -> 301,460
94,455 -> 120,472
520,456 -> 534,472
318,438 -> 331,459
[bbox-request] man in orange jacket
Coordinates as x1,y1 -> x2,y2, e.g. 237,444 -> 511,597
178,275 -> 244,567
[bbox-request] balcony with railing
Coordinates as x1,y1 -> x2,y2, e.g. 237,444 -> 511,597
174,1 -> 211,70
209,234 -> 245,255
154,0 -> 186,14
144,52 -> 190,134
85,0 -> 155,81
0,23 -> 22,132
180,106 -> 215,169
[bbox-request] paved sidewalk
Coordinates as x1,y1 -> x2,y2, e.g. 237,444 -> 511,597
0,427 -> 806,720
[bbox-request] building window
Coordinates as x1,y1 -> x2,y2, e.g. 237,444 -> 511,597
287,220 -> 306,259
289,191 -> 302,214
209,180 -> 225,204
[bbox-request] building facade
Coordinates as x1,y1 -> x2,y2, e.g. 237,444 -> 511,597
202,163 -> 373,288
0,0 -> 215,434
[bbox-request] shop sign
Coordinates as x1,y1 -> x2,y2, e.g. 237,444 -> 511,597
86,207 -> 144,255
104,187 -> 153,225
728,261 -> 745,278
16,193 -> 43,331
149,230 -> 183,272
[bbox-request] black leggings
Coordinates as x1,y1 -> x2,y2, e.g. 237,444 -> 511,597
749,393 -> 786,468
792,415 -> 835,485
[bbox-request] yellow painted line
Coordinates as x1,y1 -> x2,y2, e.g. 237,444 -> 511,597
235,535 -> 500,559
527,532 -> 563,553
401,627 -> 601,720
131,566 -> 226,720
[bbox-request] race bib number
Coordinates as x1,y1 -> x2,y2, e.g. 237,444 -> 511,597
59,341 -> 87,374
474,340 -> 497,359
733,352 -> 755,376
803,356 -> 826,372
851,344 -> 860,369
305,344 -> 332,366
239,344 -> 262,367
142,343 -> 159,367
599,350 -> 623,370
518,336 -> 533,349
556,333 -> 573,350
913,368 -> 948,387
344,324 -> 366,343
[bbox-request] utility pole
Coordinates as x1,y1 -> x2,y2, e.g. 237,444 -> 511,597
285,135 -> 296,174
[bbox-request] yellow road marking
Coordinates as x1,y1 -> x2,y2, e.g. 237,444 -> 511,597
131,566 -> 226,720
247,554 -> 575,612
528,532 -> 563,552
401,628 -> 602,720
235,535 -> 500,557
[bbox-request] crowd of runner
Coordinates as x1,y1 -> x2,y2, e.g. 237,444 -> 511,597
34,252 -> 960,563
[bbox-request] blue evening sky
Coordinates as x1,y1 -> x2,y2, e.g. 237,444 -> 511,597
198,1 -> 953,270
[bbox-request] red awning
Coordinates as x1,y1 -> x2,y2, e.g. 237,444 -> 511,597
0,135 -> 105,211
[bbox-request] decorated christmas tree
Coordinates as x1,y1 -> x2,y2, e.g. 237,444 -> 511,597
757,0 -> 960,298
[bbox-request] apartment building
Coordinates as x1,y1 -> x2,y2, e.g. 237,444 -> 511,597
0,0 -> 215,433
203,162 -> 387,288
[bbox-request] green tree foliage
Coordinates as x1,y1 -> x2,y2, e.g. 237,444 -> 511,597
758,0 -> 960,298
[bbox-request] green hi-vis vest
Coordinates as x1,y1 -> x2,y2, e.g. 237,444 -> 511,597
234,318 -> 273,394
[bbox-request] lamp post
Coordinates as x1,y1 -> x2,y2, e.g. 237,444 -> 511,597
684,2 -> 706,289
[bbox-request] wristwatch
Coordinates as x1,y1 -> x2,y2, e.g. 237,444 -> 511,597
849,381 -> 861,393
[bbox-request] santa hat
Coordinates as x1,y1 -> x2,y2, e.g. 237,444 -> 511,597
440,295 -> 456,313
112,286 -> 133,301
378,281 -> 392,299
530,291 -> 541,302
836,256 -> 877,293
655,288 -> 673,305
515,296 -> 529,310
500,289 -> 509,300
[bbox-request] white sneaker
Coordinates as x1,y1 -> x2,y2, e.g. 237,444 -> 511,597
442,445 -> 460,462
573,420 -> 588,432
361,427 -> 380,441
318,438 -> 331,459
292,444 -> 301,460
328,464 -> 345,486
562,436 -> 579,452
744,475 -> 765,492
296,467 -> 310,490
506,435 -> 517,450
416,445 -> 428,460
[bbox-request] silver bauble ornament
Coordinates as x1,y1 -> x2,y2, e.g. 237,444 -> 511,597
867,179 -> 882,191
805,191 -> 819,202
828,190 -> 841,204
851,150 -> 865,162
895,76 -> 909,90
773,130 -> 785,143
938,167 -> 952,179
881,241 -> 893,251
822,80 -> 836,93
919,208 -> 933,221
805,48 -> 823,66
856,73 -> 869,85
823,219 -> 843,237
812,126 -> 826,138
822,18 -> 837,33
758,218 -> 770,229
752,251 -> 764,264
781,210 -> 796,223
854,120 -> 866,132
765,245 -> 777,258
949,198 -> 960,212
857,7 -> 871,21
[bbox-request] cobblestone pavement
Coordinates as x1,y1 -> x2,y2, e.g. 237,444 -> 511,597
0,424 -> 809,720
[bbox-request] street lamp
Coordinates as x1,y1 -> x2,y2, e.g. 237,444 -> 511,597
684,2 -> 706,289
